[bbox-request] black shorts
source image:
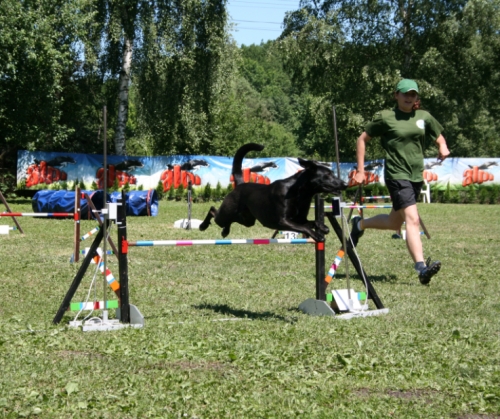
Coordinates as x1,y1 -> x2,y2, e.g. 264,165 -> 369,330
385,179 -> 423,211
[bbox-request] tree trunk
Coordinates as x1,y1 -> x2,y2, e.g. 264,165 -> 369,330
398,0 -> 413,77
114,37 -> 133,156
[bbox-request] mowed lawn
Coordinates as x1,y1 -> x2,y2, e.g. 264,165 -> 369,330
0,198 -> 499,418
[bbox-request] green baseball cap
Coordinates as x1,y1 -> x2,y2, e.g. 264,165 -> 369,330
396,79 -> 419,93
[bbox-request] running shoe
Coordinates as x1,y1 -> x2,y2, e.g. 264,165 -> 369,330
350,216 -> 364,247
418,257 -> 441,285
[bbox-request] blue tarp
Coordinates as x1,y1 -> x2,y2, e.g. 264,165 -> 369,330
32,189 -> 158,217
110,190 -> 159,217
32,190 -> 108,219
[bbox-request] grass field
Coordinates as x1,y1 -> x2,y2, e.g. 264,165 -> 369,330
0,198 -> 499,418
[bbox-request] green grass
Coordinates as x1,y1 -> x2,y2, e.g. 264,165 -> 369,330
0,199 -> 499,418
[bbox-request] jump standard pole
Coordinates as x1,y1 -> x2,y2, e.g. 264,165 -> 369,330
53,227 -> 105,324
117,191 -> 130,324
73,186 -> 81,262
314,194 -> 327,301
82,191 -> 119,257
0,191 -> 24,234
324,209 -> 385,310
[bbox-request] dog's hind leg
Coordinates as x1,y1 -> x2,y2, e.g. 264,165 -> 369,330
199,206 -> 218,231
217,213 -> 255,238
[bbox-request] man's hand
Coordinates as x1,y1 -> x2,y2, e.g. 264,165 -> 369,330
353,170 -> 366,185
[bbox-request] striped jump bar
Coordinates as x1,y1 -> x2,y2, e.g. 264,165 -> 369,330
342,205 -> 392,209
361,196 -> 391,201
94,256 -> 120,293
81,226 -> 100,241
81,247 -> 113,256
325,249 -> 345,284
68,300 -> 119,311
317,204 -> 390,209
128,238 -> 316,247
0,212 -> 74,217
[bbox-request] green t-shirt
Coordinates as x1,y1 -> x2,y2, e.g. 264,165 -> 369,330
365,108 -> 443,182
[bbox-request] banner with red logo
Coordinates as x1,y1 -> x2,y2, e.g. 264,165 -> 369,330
17,151 -> 500,192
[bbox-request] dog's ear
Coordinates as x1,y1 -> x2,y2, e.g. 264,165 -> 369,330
298,158 -> 316,170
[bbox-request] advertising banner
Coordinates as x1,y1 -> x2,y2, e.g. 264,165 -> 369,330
17,151 -> 500,192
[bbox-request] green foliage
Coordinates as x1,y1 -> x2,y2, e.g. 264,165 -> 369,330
203,182 -> 212,202
1,0 -> 500,194
450,189 -> 461,204
156,180 -> 164,200
0,172 -> 15,195
189,186 -> 197,202
176,183 -> 185,200
380,185 -> 390,201
134,0 -> 233,156
444,182 -> 451,203
479,187 -> 489,204
109,178 -> 118,192
59,181 -> 68,191
0,0 -> 86,155
122,181 -> 131,193
431,188 -> 440,203
91,181 -> 98,191
490,184 -> 499,204
279,0 -> 500,160
168,184 -> 175,200
466,184 -> 477,204
213,181 -> 223,201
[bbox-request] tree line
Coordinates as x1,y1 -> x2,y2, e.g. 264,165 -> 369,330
1,0 -> 499,192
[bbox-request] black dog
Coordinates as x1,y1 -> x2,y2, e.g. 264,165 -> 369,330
199,143 -> 347,241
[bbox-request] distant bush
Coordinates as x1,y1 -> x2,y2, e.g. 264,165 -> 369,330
203,183 -> 212,202
156,180 -> 164,200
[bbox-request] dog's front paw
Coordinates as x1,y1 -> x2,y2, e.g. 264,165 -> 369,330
199,221 -> 210,231
310,231 -> 325,242
318,224 -> 329,234
221,226 -> 231,237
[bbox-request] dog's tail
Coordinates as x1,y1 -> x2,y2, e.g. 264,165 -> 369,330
232,143 -> 265,186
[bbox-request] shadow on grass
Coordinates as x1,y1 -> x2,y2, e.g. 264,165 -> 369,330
193,303 -> 295,322
4,198 -> 33,205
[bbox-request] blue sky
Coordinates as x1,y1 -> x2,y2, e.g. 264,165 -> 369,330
227,0 -> 300,47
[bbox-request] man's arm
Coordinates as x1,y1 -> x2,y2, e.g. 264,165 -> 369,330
435,134 -> 450,161
353,131 -> 372,185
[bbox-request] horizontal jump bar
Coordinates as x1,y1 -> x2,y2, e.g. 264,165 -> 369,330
0,212 -> 74,217
342,205 -> 392,209
322,205 -> 392,209
128,238 -> 316,247
361,196 -> 391,200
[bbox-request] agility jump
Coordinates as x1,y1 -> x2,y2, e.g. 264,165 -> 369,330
53,191 -> 388,325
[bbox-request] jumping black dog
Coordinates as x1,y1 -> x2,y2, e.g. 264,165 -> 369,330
199,143 -> 347,242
